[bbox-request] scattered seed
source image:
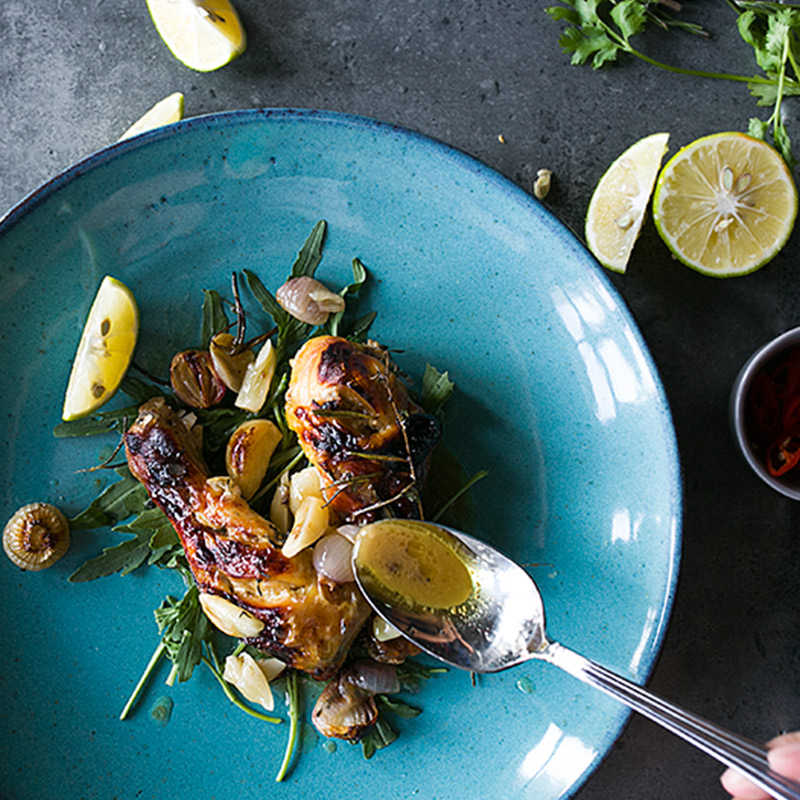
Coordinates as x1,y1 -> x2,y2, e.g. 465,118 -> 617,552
721,166 -> 734,192
497,133 -> 506,144
534,169 -> 552,200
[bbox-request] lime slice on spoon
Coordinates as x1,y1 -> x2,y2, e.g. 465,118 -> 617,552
119,92 -> 184,140
585,132 -> 670,273
146,0 -> 246,72
62,276 -> 139,421
652,132 -> 798,277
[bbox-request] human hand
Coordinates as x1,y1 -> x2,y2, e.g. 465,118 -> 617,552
720,732 -> 800,799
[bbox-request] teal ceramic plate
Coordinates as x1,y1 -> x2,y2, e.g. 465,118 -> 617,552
0,109 -> 681,800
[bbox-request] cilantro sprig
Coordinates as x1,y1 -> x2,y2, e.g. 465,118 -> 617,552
546,0 -> 800,165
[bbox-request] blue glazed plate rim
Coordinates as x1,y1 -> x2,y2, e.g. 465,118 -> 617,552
0,106 -> 683,798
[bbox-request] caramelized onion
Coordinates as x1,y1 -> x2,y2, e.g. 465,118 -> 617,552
313,533 -> 354,583
276,277 -> 345,325
349,659 -> 400,695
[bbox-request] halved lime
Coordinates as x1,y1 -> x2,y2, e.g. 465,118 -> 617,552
62,276 -> 139,421
146,0 -> 246,73
119,92 -> 184,140
652,132 -> 798,277
585,133 -> 670,273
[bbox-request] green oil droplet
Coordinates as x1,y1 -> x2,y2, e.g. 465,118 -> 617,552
150,695 -> 174,725
323,740 -> 337,753
516,677 -> 535,694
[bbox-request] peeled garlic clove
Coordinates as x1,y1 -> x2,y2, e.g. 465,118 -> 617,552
276,277 -> 345,326
289,466 -> 323,515
372,615 -> 403,642
199,592 -> 265,638
269,471 -> 291,535
3,502 -> 70,571
281,496 -> 329,558
170,349 -> 226,408
209,332 -> 254,392
225,418 -> 283,499
223,652 -> 276,711
236,339 -> 277,414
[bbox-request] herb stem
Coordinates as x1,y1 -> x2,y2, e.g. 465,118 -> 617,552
120,641 -> 166,720
275,670 -> 300,782
432,469 -> 489,523
201,656 -> 283,724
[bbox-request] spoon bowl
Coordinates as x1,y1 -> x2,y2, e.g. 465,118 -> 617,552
352,520 -> 800,800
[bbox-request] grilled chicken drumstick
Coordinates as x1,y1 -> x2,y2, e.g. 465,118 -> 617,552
124,397 -> 369,679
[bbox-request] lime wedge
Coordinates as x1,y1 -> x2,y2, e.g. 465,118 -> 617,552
653,132 -> 798,277
585,133 -> 670,273
146,0 -> 246,72
119,92 -> 184,141
62,276 -> 139,421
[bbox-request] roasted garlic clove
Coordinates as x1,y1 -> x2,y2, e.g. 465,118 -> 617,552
3,502 -> 70,571
281,496 -> 329,558
209,332 -> 255,392
225,418 -> 282,499
199,592 -> 265,638
222,651 -> 285,711
170,349 -> 226,408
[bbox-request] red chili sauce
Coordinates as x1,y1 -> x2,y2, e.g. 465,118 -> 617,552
747,345 -> 800,477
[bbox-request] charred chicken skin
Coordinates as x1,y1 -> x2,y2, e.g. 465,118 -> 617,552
285,336 -> 441,521
124,397 -> 369,679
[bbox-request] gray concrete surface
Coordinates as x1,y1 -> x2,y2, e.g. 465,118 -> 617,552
2,2 -> 799,799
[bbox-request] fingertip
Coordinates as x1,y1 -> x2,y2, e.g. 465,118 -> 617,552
768,741 -> 800,778
720,767 -> 771,800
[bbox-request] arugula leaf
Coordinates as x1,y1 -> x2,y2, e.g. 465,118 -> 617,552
346,310 -> 378,341
69,468 -> 147,530
321,257 -> 369,337
154,584 -> 209,683
376,695 -> 422,718
68,527 -> 151,582
289,220 -> 327,278
420,364 -> 455,415
361,715 -> 398,759
201,289 -> 229,348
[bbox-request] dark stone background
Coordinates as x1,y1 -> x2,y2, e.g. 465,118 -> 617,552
2,3 -> 798,798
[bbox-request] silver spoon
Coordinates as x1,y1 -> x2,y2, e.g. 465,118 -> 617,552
351,520 -> 800,800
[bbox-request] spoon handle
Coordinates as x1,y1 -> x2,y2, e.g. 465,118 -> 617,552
539,642 -> 800,800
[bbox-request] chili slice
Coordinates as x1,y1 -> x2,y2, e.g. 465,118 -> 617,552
766,433 -> 800,476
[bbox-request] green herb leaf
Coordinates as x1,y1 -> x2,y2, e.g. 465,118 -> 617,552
68,527 -> 151,582
376,695 -> 422,718
361,715 -> 398,759
290,220 -> 327,278
202,289 -> 229,348
154,584 -> 209,683
322,257 -> 369,337
69,468 -> 148,530
420,364 -> 455,415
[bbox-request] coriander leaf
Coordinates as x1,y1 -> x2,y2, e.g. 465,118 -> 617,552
748,116 -> 770,139
420,364 -> 455,415
609,0 -> 648,41
290,220 -> 327,278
